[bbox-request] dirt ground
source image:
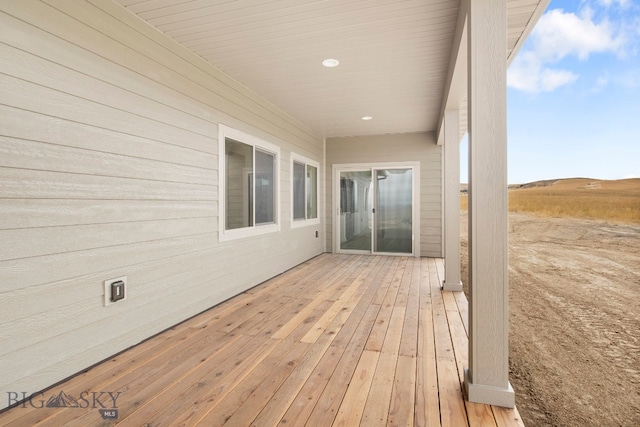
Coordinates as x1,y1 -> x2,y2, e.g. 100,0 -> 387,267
460,211 -> 640,427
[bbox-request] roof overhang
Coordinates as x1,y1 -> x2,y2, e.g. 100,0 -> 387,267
436,0 -> 551,145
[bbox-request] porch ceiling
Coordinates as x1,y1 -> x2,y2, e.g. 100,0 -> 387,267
115,0 -> 546,138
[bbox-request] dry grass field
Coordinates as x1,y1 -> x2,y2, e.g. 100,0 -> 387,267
460,178 -> 640,426
461,178 -> 640,223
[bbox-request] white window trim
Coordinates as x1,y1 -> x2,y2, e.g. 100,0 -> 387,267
218,124 -> 281,242
291,152 -> 321,229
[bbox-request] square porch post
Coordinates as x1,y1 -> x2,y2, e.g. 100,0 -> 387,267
443,109 -> 463,291
464,0 -> 514,408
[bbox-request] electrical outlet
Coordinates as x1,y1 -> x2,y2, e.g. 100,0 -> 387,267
104,276 -> 127,306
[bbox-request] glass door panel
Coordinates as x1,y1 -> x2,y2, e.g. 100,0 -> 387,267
339,170 -> 372,252
374,168 -> 413,254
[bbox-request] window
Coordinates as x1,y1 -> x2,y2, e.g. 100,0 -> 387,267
219,125 -> 280,241
291,153 -> 320,227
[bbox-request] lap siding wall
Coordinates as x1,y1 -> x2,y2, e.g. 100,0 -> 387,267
0,0 -> 324,409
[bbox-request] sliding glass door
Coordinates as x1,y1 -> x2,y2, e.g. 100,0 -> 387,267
337,166 -> 414,255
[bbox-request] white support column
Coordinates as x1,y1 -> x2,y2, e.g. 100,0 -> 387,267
443,109 -> 463,292
464,0 -> 514,408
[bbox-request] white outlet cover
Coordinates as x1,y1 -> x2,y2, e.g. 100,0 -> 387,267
104,276 -> 127,306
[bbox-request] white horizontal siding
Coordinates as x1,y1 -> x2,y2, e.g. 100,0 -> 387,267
0,0 -> 323,407
325,132 -> 442,257
0,105 -> 215,169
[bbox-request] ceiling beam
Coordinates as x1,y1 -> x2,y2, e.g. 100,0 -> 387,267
436,0 -> 468,145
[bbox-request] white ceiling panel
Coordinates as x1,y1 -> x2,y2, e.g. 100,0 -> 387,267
115,0 -> 547,138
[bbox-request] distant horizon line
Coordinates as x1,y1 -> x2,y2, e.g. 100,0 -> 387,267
459,176 -> 639,186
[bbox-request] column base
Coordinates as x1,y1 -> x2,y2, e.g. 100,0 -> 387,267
464,368 -> 515,408
442,280 -> 463,292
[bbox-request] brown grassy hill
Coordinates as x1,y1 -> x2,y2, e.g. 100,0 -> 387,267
509,178 -> 640,223
461,178 -> 640,223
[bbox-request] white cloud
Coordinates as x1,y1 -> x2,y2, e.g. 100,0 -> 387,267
597,0 -> 630,8
539,68 -> 580,91
508,6 -> 627,93
534,8 -> 624,59
508,51 -> 579,93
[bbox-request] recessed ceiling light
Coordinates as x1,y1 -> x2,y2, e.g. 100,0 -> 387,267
322,58 -> 340,68
362,116 -> 373,121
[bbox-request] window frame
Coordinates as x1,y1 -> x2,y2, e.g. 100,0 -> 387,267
219,124 -> 280,242
290,152 -> 320,229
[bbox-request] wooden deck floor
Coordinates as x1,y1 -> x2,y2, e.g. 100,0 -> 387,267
0,254 -> 525,426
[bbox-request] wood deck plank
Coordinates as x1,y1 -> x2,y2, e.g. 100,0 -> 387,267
394,257 -> 412,308
277,339 -> 345,426
278,258 -> 389,425
304,304 -> 380,426
121,335 -> 274,426
220,341 -> 312,426
167,336 -> 284,426
242,254 -> 334,297
492,406 -> 526,427
3,307 -> 239,426
443,291 -> 498,427
465,401 -> 498,427
415,258 -> 440,427
244,297 -> 312,338
436,358 -> 469,427
326,255 -> 371,301
217,293 -> 282,333
228,296 -> 295,337
370,257 -> 396,305
104,333 -> 259,426
272,255 -> 362,340
360,259 -> 411,426
193,338 -> 299,426
364,257 -> 403,352
260,256 -> 356,339
283,299 -> 335,342
0,254 -> 526,427
250,255 -> 383,427
453,290 -> 470,335
442,291 -> 469,385
360,347 -> 397,426
388,354 -> 417,426
430,258 -> 469,427
300,256 -> 381,343
249,331 -> 336,427
196,256 -> 332,332
36,328 -> 239,427
280,253 -> 355,300
399,258 -> 421,357
1,324 -> 210,426
333,350 -> 380,427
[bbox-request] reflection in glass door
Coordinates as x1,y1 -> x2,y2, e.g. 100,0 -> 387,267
338,167 -> 413,255
375,168 -> 413,254
339,171 -> 372,251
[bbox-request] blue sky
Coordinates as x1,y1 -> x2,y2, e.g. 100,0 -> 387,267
461,0 -> 640,184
